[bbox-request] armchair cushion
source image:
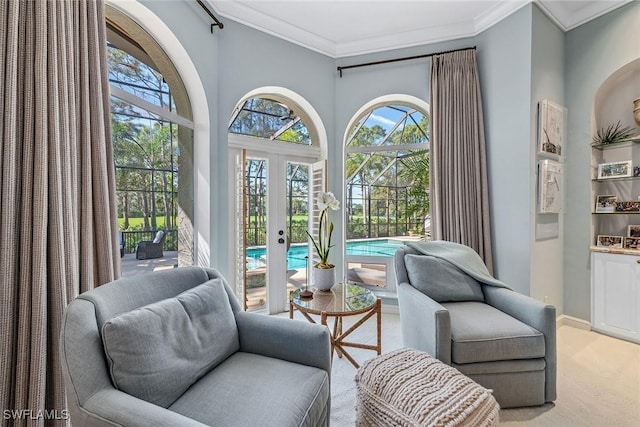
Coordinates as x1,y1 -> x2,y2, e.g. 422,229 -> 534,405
443,301 -> 545,364
404,254 -> 484,302
153,230 -> 166,244
101,278 -> 240,408
169,352 -> 329,426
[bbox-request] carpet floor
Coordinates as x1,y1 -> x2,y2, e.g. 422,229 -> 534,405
284,310 -> 640,426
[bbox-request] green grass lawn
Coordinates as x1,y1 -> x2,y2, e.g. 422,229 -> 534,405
118,217 -> 176,230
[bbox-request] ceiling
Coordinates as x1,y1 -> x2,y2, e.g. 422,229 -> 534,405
208,0 -> 631,58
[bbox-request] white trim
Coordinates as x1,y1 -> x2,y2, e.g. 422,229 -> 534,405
109,85 -> 194,129
229,133 -> 321,158
556,314 -> 592,331
108,0 -> 211,267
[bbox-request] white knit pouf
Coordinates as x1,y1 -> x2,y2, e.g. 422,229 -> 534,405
355,348 -> 499,427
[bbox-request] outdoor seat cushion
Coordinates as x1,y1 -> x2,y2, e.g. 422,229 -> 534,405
101,278 -> 240,407
404,254 -> 485,302
442,301 -> 545,365
169,352 -> 330,427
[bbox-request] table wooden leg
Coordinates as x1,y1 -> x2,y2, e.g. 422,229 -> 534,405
376,298 -> 381,355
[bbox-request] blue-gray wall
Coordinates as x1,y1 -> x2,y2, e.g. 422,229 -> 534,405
476,5 -> 533,295
530,5 -> 565,310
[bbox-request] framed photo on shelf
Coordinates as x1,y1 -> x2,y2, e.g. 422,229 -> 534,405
595,195 -> 616,213
596,235 -> 624,248
624,236 -> 640,249
597,160 -> 633,179
615,201 -> 640,212
537,99 -> 565,159
628,225 -> 640,237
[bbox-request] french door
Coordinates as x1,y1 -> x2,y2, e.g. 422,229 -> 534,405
234,148 -> 324,314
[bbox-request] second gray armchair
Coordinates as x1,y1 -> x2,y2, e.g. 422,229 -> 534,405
395,241 -> 556,408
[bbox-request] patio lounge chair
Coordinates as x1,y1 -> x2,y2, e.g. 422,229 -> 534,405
136,230 -> 166,260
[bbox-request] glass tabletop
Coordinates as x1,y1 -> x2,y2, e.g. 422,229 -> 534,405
290,283 -> 377,316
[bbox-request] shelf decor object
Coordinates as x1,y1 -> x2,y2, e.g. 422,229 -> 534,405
592,120 -> 635,146
595,195 -> 617,213
596,235 -> 623,248
537,99 -> 566,159
597,160 -> 633,179
623,236 -> 640,249
538,159 -> 562,213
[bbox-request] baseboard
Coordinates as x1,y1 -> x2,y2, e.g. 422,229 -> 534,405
556,314 -> 591,330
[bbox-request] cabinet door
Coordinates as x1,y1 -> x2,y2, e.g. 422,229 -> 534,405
591,252 -> 640,343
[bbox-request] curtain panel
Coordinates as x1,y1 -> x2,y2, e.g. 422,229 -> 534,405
0,0 -> 119,425
429,49 -> 494,274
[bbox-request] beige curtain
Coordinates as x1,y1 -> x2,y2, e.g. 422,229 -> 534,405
0,0 -> 119,425
429,49 -> 494,274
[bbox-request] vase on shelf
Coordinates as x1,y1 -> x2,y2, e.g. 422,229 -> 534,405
312,266 -> 335,291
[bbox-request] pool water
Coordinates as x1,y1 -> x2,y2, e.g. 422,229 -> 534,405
246,239 -> 405,270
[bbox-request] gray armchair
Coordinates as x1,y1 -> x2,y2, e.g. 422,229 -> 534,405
395,242 -> 556,408
60,266 -> 331,426
135,230 -> 166,260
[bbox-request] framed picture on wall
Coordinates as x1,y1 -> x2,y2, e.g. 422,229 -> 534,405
538,159 -> 562,213
538,99 -> 566,159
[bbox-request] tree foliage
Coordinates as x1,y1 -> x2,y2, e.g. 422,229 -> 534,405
108,45 -> 178,231
345,107 -> 430,238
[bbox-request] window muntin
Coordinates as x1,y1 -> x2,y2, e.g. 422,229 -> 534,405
345,104 -> 430,242
229,97 -> 312,145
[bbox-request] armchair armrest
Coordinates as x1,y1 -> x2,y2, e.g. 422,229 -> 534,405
79,389 -> 207,427
483,286 -> 557,402
397,282 -> 451,364
235,311 -> 331,373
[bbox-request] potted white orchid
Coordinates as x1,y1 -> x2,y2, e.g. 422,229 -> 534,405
307,191 -> 340,290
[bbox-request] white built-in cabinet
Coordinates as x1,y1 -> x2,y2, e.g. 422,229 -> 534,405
591,252 -> 640,343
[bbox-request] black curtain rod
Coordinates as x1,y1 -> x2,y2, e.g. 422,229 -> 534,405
196,0 -> 224,32
337,46 -> 476,77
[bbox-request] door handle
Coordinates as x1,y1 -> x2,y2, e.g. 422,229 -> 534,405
278,238 -> 285,244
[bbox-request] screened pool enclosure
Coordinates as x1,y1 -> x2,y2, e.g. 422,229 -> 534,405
229,98 -> 430,311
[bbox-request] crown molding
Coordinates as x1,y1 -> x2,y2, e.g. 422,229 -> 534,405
537,0 -> 632,31
209,0 -> 630,58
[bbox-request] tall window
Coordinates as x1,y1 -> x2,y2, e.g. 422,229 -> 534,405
345,104 -> 429,290
346,105 -> 430,240
108,44 -> 178,251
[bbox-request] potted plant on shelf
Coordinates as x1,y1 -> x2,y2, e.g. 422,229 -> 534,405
307,191 -> 340,291
592,120 -> 635,146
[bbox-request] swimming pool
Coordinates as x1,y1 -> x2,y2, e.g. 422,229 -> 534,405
246,239 -> 405,270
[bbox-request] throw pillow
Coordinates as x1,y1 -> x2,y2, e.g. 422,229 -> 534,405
404,254 -> 485,302
101,278 -> 240,408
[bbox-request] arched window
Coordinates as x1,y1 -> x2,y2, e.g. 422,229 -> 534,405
345,102 -> 430,294
106,6 -> 195,272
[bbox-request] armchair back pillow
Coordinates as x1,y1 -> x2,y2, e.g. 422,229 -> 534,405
101,278 -> 239,408
404,254 -> 485,302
